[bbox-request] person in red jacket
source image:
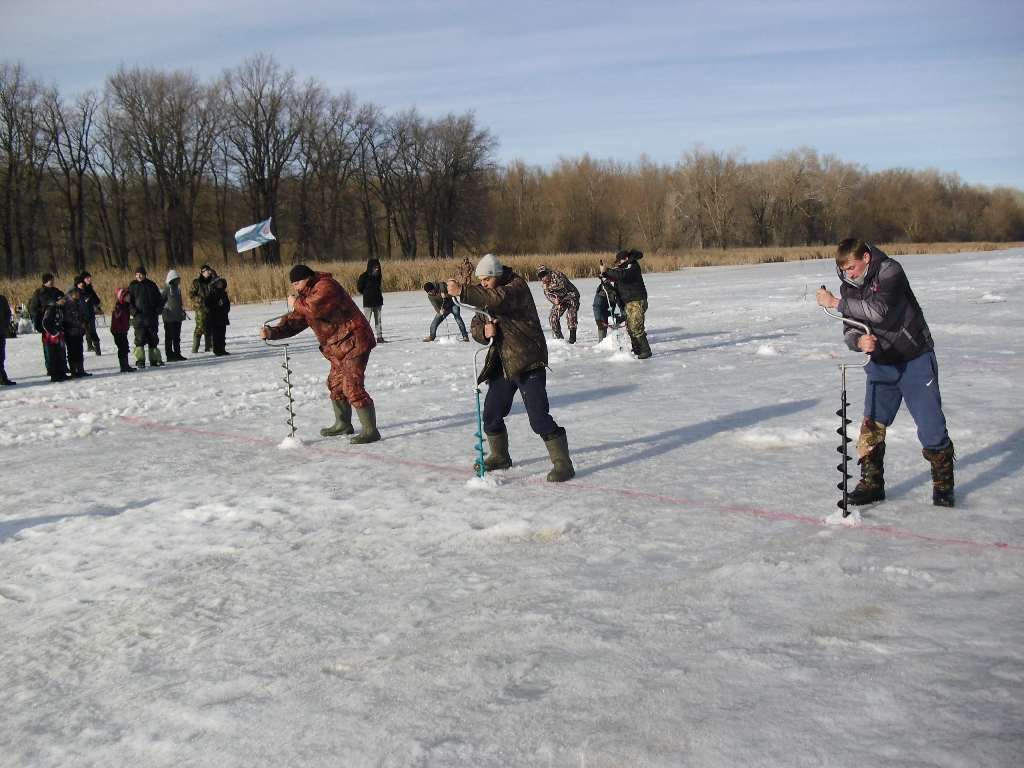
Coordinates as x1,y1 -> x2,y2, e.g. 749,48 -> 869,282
260,264 -> 380,443
110,287 -> 136,373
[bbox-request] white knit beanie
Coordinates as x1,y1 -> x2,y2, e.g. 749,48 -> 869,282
475,253 -> 503,278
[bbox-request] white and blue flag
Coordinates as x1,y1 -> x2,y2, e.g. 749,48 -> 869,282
235,218 -> 276,253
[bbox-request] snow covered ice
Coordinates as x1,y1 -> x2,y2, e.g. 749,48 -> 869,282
2,249 -> 1023,766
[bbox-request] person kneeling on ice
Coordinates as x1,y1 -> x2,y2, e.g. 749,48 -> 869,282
260,264 -> 380,444
817,239 -> 955,508
423,282 -> 469,342
446,254 -> 575,482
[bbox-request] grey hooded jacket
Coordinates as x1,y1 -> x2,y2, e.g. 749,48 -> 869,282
837,245 -> 934,365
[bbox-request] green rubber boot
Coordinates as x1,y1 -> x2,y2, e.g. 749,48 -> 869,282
475,429 -> 513,473
350,403 -> 381,444
320,400 -> 354,437
149,347 -> 164,367
542,428 -> 575,482
133,346 -> 146,368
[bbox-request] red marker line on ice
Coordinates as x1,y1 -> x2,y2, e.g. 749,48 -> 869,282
8,397 -> 1023,554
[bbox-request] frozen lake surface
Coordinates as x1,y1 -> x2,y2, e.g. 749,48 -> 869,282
2,249 -> 1022,766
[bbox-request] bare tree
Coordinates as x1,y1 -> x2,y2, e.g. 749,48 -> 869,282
223,53 -> 301,265
49,89 -> 99,273
0,63 -> 55,277
107,65 -> 221,268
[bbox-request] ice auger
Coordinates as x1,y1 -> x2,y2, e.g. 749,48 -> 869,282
454,298 -> 493,477
262,314 -> 297,440
821,291 -> 871,517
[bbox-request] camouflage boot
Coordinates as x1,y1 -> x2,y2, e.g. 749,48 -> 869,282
848,419 -> 886,505
320,400 -> 354,437
922,442 -> 955,508
542,427 -> 575,482
350,403 -> 381,444
475,429 -> 513,472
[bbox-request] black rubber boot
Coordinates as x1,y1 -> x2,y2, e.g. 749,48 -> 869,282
475,429 -> 513,472
568,327 -> 576,344
542,428 -> 575,482
320,400 -> 354,436
848,442 -> 886,505
597,325 -> 607,342
350,403 -> 381,444
636,336 -> 652,359
923,442 -> 955,508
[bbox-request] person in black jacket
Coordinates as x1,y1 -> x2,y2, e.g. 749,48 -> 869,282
0,292 -> 14,385
204,277 -> 231,355
28,274 -> 63,373
41,293 -> 70,382
128,266 -> 165,368
79,271 -> 102,355
817,239 -> 954,508
63,284 -> 91,378
356,258 -> 385,343
600,249 -> 651,359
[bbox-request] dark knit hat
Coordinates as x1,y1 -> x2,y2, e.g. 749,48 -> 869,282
200,264 -> 211,271
423,282 -> 436,292
42,273 -> 54,284
135,265 -> 147,276
80,270 -> 91,278
289,264 -> 315,283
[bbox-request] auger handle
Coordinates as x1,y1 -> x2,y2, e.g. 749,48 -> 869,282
262,314 -> 292,348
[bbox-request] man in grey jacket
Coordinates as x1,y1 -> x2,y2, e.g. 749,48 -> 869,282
817,239 -> 954,507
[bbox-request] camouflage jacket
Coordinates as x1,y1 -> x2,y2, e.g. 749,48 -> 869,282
462,267 -> 547,384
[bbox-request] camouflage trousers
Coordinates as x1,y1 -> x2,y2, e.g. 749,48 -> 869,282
548,296 -> 579,338
327,352 -> 373,409
624,300 -> 649,345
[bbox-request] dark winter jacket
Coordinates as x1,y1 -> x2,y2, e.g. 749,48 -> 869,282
356,258 -> 384,307
837,245 -> 934,365
161,272 -> 187,323
128,278 -> 165,328
204,281 -> 231,327
81,283 -> 102,316
110,288 -> 131,335
41,300 -> 66,341
426,285 -> 455,314
601,251 -> 647,304
28,285 -> 62,331
593,280 -> 624,324
0,294 -> 11,337
63,294 -> 88,337
462,267 -> 548,384
266,272 -> 376,363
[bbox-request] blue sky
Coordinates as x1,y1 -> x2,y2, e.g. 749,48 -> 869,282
3,0 -> 1022,187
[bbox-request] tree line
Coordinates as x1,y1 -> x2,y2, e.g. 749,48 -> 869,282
3,56 -> 1023,279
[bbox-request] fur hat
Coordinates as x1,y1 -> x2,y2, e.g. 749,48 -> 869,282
475,253 -> 503,278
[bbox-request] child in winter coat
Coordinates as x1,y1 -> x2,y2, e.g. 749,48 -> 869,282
41,294 -> 70,382
204,277 -> 231,355
161,269 -> 188,361
110,287 -> 136,373
63,285 -> 91,378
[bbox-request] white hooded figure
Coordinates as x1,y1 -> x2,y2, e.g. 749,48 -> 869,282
160,269 -> 188,361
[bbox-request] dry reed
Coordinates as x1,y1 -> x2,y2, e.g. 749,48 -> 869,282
2,242 -> 1019,316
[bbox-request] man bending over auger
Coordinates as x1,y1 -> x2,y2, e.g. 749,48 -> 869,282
447,254 -> 575,482
260,264 -> 380,444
